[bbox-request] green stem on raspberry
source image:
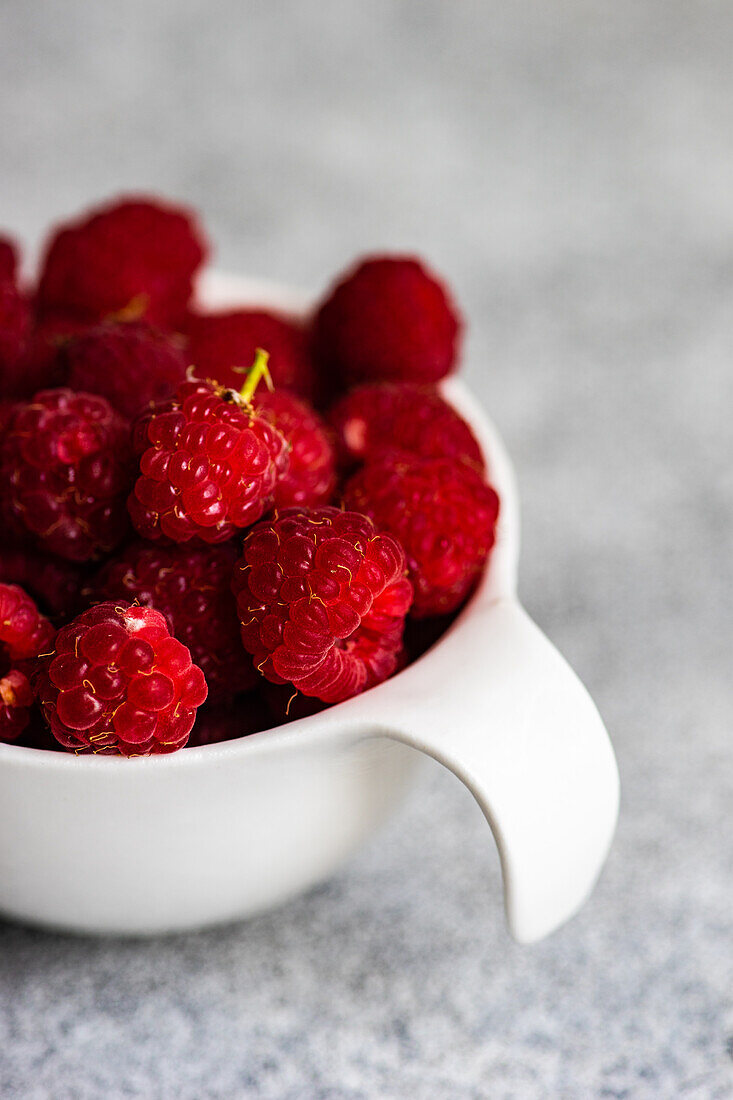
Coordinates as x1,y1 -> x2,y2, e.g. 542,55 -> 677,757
239,348 -> 273,404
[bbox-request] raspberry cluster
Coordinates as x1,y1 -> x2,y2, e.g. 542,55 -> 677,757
0,196 -> 499,755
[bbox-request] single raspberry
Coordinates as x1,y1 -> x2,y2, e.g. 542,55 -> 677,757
328,382 -> 484,472
89,541 -> 257,701
37,195 -> 207,327
312,255 -> 462,390
254,389 -> 336,509
185,308 -> 314,399
0,236 -> 19,281
0,547 -> 85,619
1,388 -> 133,562
34,601 -> 208,755
232,507 -> 413,703
343,452 -> 500,617
63,321 -> 188,419
128,352 -> 288,544
0,278 -> 32,391
0,583 -> 56,743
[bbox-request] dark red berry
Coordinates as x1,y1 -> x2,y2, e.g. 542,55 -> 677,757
186,309 -> 314,399
0,583 -> 56,742
63,320 -> 188,419
343,452 -> 500,617
34,601 -> 207,755
37,195 -> 207,327
0,278 -> 32,392
232,507 -> 412,703
187,694 -> 271,747
128,375 -> 288,544
328,382 -> 484,471
313,255 -> 462,390
0,547 -> 85,619
1,388 -> 133,561
0,236 -> 19,281
254,389 -> 336,509
90,541 -> 257,701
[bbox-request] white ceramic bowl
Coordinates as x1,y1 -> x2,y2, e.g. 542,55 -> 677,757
0,273 -> 619,942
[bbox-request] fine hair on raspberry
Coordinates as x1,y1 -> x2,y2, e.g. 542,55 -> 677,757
128,373 -> 289,544
232,507 -> 413,703
34,601 -> 208,755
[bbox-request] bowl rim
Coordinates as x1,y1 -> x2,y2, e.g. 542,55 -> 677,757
0,271 -> 520,772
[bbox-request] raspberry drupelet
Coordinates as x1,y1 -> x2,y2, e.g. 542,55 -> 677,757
328,381 -> 484,472
343,452 -> 500,618
34,601 -> 208,755
254,389 -> 336,509
0,583 -> 56,743
63,321 -> 188,419
37,195 -> 208,327
312,255 -> 462,391
232,507 -> 413,704
128,351 -> 289,544
90,541 -> 257,701
185,308 -> 315,400
1,389 -> 133,562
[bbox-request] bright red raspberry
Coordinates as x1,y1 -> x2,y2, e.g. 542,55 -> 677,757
63,321 -> 188,419
0,278 -> 31,391
90,541 -> 257,701
34,602 -> 208,755
312,255 -> 462,390
1,389 -> 133,562
232,507 -> 413,703
0,547 -> 85,619
328,382 -> 484,472
185,309 -> 314,399
37,196 -> 207,327
254,389 -> 336,509
128,375 -> 288,544
0,583 -> 56,743
0,236 -> 19,281
343,453 -> 500,617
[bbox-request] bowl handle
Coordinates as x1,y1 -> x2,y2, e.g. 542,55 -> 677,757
370,599 -> 619,943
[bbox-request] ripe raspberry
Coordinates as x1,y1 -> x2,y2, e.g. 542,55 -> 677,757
90,541 -> 257,701
254,389 -> 336,509
0,278 -> 31,390
63,321 -> 188,419
232,507 -> 413,703
328,382 -> 484,472
185,308 -> 314,399
312,255 -> 462,390
0,547 -> 84,619
0,236 -> 19,281
34,601 -> 208,755
343,452 -> 500,617
128,358 -> 288,544
0,583 -> 56,742
37,195 -> 207,327
1,389 -> 133,562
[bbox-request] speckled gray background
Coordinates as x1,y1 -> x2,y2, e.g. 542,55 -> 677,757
1,2 -> 732,1097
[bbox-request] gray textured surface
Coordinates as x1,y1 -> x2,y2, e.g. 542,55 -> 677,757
1,2 -> 732,1097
